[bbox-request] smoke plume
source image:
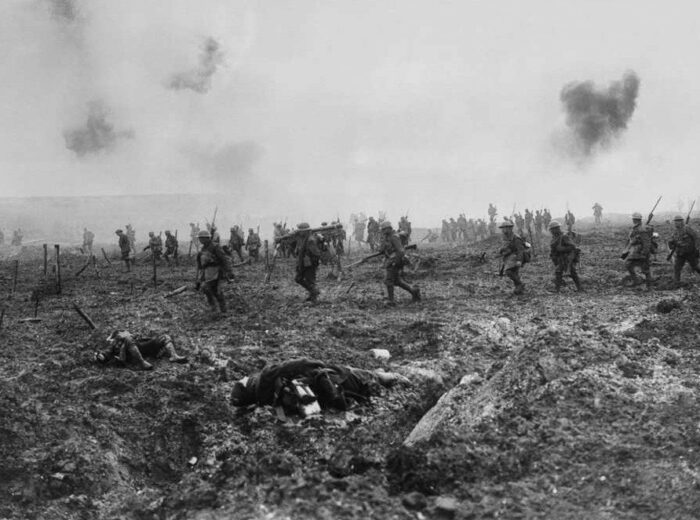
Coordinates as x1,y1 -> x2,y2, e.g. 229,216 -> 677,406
63,101 -> 134,157
168,37 -> 223,94
559,70 -> 640,156
46,0 -> 78,23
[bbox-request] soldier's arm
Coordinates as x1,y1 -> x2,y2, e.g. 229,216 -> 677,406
390,235 -> 405,259
307,237 -> 322,257
688,227 -> 699,247
556,235 -> 576,253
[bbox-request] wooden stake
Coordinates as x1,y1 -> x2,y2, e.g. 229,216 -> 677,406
55,244 -> 61,294
152,250 -> 157,289
11,260 -> 19,295
43,244 -> 48,277
164,285 -> 188,298
264,240 -> 269,269
101,248 -> 112,265
72,302 -> 96,330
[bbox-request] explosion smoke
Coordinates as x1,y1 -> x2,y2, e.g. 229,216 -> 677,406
46,0 -> 78,23
559,71 -> 640,156
168,37 -> 223,94
63,101 -> 134,157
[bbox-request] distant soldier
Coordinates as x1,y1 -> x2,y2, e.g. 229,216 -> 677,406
164,230 -> 178,265
367,217 -> 380,251
487,203 -> 497,223
0,228 -> 4,245
379,221 -> 420,305
498,220 -> 526,295
94,330 -> 188,371
487,219 -> 496,238
457,214 -> 468,242
11,229 -> 23,246
82,227 -> 95,254
245,228 -> 261,262
125,224 -> 136,250
621,212 -> 653,288
143,232 -> 163,261
667,215 -> 700,285
331,221 -> 346,256
543,209 -> 552,229
353,218 -> 365,244
398,216 -> 412,241
449,218 -> 458,241
441,219 -> 450,242
115,229 -> 132,272
549,221 -> 582,292
592,203 -> 603,225
196,229 -> 233,315
228,226 -> 245,262
189,222 -> 200,253
534,210 -> 544,237
294,222 -> 322,303
564,210 -> 576,234
513,213 -> 525,236
208,224 -> 221,245
478,219 -> 488,240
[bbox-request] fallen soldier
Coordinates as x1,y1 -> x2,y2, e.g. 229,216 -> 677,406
94,331 -> 188,370
230,358 -> 409,419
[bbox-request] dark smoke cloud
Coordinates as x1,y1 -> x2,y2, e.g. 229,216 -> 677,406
187,141 -> 263,182
63,101 -> 134,157
168,37 -> 223,94
559,71 -> 640,156
46,0 -> 78,23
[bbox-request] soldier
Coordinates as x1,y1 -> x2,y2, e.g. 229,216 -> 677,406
498,220 -> 526,295
486,218 -> 496,238
549,221 -> 582,292
229,358 -> 409,415
164,230 -> 178,265
398,216 -> 412,241
208,224 -> 221,245
592,203 -> 603,225
487,203 -> 497,224
524,209 -> 534,235
543,209 -> 552,229
478,219 -> 488,241
457,214 -> 468,242
379,221 -> 420,305
94,330 -> 188,371
245,228 -> 261,262
514,213 -> 525,236
667,215 -> 700,285
228,225 -> 245,262
353,217 -> 365,244
82,227 -> 95,254
143,231 -> 163,261
11,229 -> 23,246
196,229 -> 233,315
331,221 -> 346,256
294,222 -> 322,303
448,218 -> 458,242
367,217 -> 379,251
534,210 -> 544,238
564,210 -> 576,234
189,222 -> 200,253
115,229 -> 132,272
441,219 -> 450,242
621,212 -> 653,288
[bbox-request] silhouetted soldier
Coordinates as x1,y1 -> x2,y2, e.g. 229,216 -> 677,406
228,226 -> 245,261
498,220 -> 526,295
164,230 -> 178,265
549,221 -> 581,292
83,227 -> 95,254
196,229 -> 233,315
621,212 -> 653,288
668,215 -> 700,285
245,228 -> 261,262
115,229 -> 132,272
294,223 -> 321,303
379,221 -> 420,305
592,203 -> 603,225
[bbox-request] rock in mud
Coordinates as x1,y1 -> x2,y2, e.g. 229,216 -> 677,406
401,491 -> 427,510
435,496 -> 458,518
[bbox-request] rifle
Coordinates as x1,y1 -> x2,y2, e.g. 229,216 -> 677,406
622,196 -> 662,260
667,199 -> 695,261
347,244 -> 417,269
274,223 -> 344,246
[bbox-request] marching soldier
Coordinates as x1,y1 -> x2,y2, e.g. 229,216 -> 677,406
294,223 -> 321,303
189,222 -> 200,253
564,210 -> 576,234
82,228 -> 95,254
115,229 -> 133,272
228,226 -> 245,262
621,212 -> 653,288
245,228 -> 261,262
379,221 -> 420,305
196,229 -> 233,315
592,203 -> 603,225
549,221 -> 582,292
498,220 -> 526,295
667,215 -> 700,285
164,230 -> 179,265
143,231 -> 163,261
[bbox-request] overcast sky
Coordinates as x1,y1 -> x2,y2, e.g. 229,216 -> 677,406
1,0 -> 700,224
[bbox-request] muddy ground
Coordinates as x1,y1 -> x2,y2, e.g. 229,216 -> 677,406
1,223 -> 700,519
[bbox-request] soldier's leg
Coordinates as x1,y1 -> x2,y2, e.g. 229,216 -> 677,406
395,269 -> 420,301
641,259 -> 652,288
236,247 -> 244,262
213,279 -> 227,313
673,256 -> 685,283
126,343 -> 153,370
554,266 -> 564,291
569,264 -> 582,291
201,280 -> 218,310
304,266 -> 319,301
159,335 -> 188,363
385,268 -> 398,303
624,259 -> 639,283
688,254 -> 700,276
506,267 -> 524,294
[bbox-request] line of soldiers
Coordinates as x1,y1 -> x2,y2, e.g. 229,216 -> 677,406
440,216 -> 489,243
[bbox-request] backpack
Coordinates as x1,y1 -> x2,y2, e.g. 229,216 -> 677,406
650,232 -> 659,255
520,237 -> 532,264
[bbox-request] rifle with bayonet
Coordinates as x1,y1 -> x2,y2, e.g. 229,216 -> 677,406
667,199 -> 695,261
621,196 -> 662,260
347,243 -> 417,269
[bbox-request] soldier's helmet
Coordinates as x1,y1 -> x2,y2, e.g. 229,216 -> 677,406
498,220 -> 514,229
198,229 -> 211,239
165,230 -> 171,235
673,215 -> 684,222
380,221 -> 393,230
548,221 -> 561,230
632,212 -> 643,220
149,231 -> 154,237
230,227 -> 235,231
115,229 -> 123,234
249,228 -> 254,233
297,222 -> 310,230
321,222 -> 328,226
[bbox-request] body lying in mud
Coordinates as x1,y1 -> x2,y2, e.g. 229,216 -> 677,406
94,330 -> 188,370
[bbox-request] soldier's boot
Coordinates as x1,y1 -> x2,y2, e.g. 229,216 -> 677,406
385,285 -> 396,306
127,344 -> 153,370
570,272 -> 582,292
411,286 -> 421,302
163,342 -> 188,364
216,292 -> 228,315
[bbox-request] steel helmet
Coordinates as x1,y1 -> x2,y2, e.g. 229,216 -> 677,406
498,220 -> 514,228
548,220 -> 561,230
198,229 -> 211,238
673,215 -> 684,221
632,212 -> 643,220
380,221 -> 392,230
297,222 -> 310,230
